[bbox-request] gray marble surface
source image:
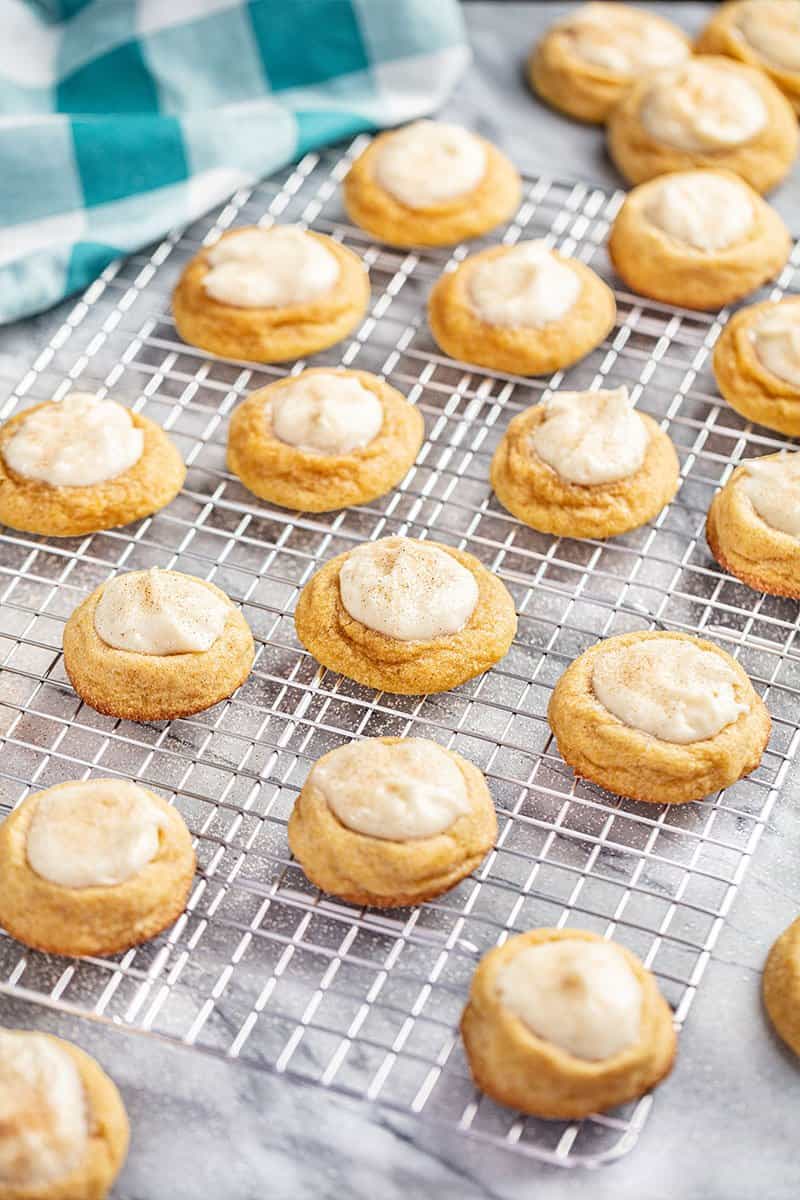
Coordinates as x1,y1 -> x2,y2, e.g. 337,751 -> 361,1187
1,5 -> 799,1198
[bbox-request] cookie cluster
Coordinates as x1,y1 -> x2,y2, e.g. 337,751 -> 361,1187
5,7 -> 800,1160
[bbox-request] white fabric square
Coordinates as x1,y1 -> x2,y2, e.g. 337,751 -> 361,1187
0,208 -> 86,268
136,0 -> 242,37
0,0 -> 59,86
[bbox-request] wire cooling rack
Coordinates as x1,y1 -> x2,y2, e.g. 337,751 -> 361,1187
1,136 -> 799,1171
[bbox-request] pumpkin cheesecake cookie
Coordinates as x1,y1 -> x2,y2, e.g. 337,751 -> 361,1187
707,451 -> 800,597
343,120 -> 521,248
0,778 -> 195,958
697,1 -> 800,116
490,386 -> 680,539
713,299 -> 800,436
428,240 -> 616,376
227,367 -> 423,512
548,630 -> 770,804
0,391 -> 185,538
0,1027 -> 128,1200
294,535 -> 517,694
173,224 -> 370,362
529,3 -> 691,125
288,737 -> 497,907
763,915 -> 800,1055
461,928 -> 676,1119
62,567 -> 254,722
608,170 -> 790,311
607,55 -> 798,194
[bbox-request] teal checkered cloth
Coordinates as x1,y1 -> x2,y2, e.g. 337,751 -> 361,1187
0,0 -> 469,324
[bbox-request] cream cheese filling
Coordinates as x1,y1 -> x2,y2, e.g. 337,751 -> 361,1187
531,386 -> 647,485
26,779 -> 166,888
311,738 -> 471,840
93,568 -> 230,655
592,638 -> 748,743
375,120 -> 487,209
468,241 -> 580,328
496,940 -> 643,1061
3,392 -> 144,488
203,226 -> 339,308
740,452 -> 800,538
269,373 -> 383,455
751,304 -> 800,389
641,60 -> 767,153
338,537 -> 479,642
645,172 -> 754,253
564,3 -> 689,75
0,1030 -> 89,1187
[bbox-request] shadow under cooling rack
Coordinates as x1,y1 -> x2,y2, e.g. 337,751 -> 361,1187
1,136 -> 799,1169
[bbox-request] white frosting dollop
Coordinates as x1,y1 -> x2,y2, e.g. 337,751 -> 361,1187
751,304 -> 800,388
26,779 -> 166,889
641,60 -> 767,153
311,738 -> 471,840
375,119 -> 487,209
269,373 -> 383,455
592,638 -> 748,744
737,0 -> 800,73
496,940 -> 643,1061
3,392 -> 144,488
0,1030 -> 89,1187
339,536 -> 479,642
203,226 -> 339,308
740,452 -> 800,538
468,241 -> 580,329
94,568 -> 230,655
645,172 -> 754,253
563,3 -> 689,75
531,386 -> 648,485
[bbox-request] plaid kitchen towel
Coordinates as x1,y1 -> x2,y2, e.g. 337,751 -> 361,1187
0,0 -> 469,324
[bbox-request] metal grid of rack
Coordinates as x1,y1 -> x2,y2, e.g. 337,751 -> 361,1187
0,136 -> 799,1169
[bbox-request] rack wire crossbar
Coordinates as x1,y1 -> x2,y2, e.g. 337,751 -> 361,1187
1,137 -> 799,1168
